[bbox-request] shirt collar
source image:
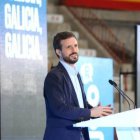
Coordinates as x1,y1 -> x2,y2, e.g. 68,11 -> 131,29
60,60 -> 78,75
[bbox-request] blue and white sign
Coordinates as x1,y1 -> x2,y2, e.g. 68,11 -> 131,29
0,0 -> 47,60
0,0 -> 47,139
77,56 -> 114,140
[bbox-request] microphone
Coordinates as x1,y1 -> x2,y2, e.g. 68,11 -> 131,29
109,80 -> 136,110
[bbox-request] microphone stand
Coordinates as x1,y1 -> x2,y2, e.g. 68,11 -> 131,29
114,85 -> 131,110
109,80 -> 136,110
117,85 -> 136,109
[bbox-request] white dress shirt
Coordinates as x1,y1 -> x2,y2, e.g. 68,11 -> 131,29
60,60 -> 84,108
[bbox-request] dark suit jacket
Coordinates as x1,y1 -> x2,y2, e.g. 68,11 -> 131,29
43,62 -> 92,140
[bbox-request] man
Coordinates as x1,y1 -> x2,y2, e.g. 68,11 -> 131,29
43,31 -> 112,140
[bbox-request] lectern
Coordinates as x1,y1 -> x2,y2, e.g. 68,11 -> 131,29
74,108 -> 140,140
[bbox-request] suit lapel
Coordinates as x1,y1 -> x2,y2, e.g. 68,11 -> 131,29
57,63 -> 79,106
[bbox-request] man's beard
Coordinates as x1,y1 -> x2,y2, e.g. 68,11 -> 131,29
62,53 -> 79,64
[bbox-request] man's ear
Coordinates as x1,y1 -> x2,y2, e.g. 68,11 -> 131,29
56,49 -> 61,57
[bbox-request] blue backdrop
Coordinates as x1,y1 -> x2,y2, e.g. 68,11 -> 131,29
77,56 -> 114,140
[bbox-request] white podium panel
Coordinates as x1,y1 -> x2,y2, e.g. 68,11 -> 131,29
74,108 -> 140,127
74,108 -> 140,140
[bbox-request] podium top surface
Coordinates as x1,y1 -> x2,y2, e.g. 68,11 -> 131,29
74,108 -> 140,127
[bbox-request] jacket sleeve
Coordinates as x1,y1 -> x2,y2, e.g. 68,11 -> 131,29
44,72 -> 91,122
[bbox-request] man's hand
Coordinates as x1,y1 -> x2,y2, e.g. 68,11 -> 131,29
90,104 -> 113,118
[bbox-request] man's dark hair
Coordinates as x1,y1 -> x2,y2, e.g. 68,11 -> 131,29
53,31 -> 77,51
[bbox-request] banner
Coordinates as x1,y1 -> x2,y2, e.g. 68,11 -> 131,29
62,0 -> 140,10
77,56 -> 114,140
0,0 -> 47,139
0,0 -> 47,60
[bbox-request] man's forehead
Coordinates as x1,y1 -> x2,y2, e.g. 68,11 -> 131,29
60,37 -> 78,46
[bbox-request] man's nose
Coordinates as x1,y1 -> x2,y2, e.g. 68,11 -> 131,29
71,46 -> 77,52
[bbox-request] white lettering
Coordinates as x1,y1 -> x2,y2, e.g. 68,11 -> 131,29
87,85 -> 100,107
5,32 -> 13,57
5,4 -> 12,29
4,4 -> 42,34
89,130 -> 104,140
5,32 -> 42,60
